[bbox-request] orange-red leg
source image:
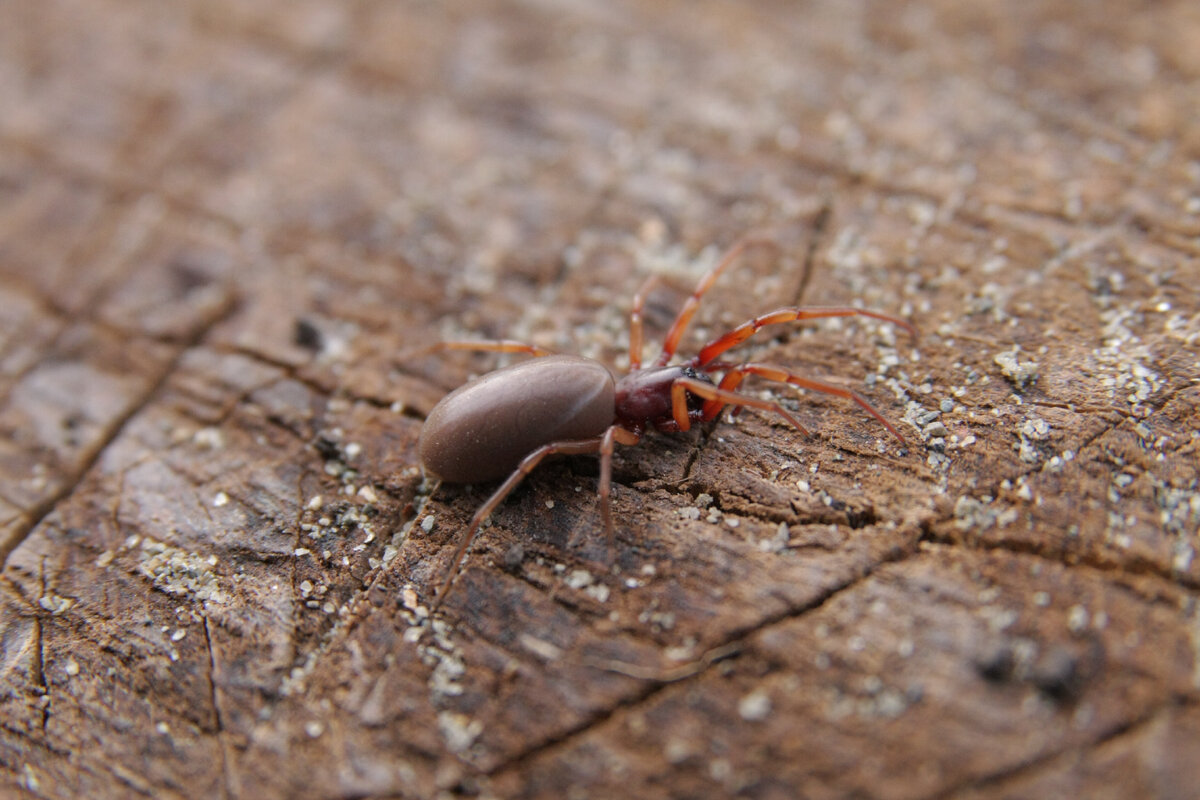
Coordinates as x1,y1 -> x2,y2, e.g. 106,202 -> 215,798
655,238 -> 779,366
628,275 -> 661,370
670,377 -> 811,436
429,339 -> 554,358
694,306 -> 916,367
706,363 -> 907,444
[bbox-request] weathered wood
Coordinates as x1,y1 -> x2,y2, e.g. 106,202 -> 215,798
2,1 -> 1198,798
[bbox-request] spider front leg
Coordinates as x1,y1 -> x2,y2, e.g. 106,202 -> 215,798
670,376 -> 811,437
655,237 -> 779,366
694,307 -> 916,367
706,362 -> 908,444
628,275 -> 661,371
427,339 -> 554,358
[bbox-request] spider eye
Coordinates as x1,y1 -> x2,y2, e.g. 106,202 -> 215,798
678,367 -> 712,413
681,366 -> 711,384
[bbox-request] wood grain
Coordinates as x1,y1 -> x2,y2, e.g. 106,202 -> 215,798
2,1 -> 1198,797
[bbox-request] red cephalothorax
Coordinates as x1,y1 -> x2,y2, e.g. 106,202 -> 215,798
614,365 -> 711,434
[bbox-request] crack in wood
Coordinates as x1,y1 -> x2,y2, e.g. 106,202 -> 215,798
0,719 -> 178,798
919,696 -> 1197,800
201,616 -> 234,800
211,341 -> 430,424
484,530 -> 923,778
792,198 -> 831,307
916,376 -> 1200,590
920,527 -> 1200,597
0,134 -> 246,242
272,482 -> 440,695
0,294 -> 238,568
286,455 -> 305,708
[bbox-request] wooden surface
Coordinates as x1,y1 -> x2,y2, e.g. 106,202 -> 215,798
2,1 -> 1199,798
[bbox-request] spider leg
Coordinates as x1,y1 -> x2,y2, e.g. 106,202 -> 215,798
432,436 -> 604,609
427,339 -> 554,358
628,275 -> 661,371
694,306 -> 915,367
595,425 -> 641,559
670,376 -> 811,436
655,237 -> 779,366
431,427 -> 637,610
706,362 -> 908,444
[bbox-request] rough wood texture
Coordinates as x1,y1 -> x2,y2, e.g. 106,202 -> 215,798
2,1 -> 1199,798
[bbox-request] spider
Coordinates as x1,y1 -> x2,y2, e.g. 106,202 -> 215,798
417,238 -> 915,607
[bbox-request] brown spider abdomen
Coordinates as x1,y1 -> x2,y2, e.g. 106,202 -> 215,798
419,355 -> 616,484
